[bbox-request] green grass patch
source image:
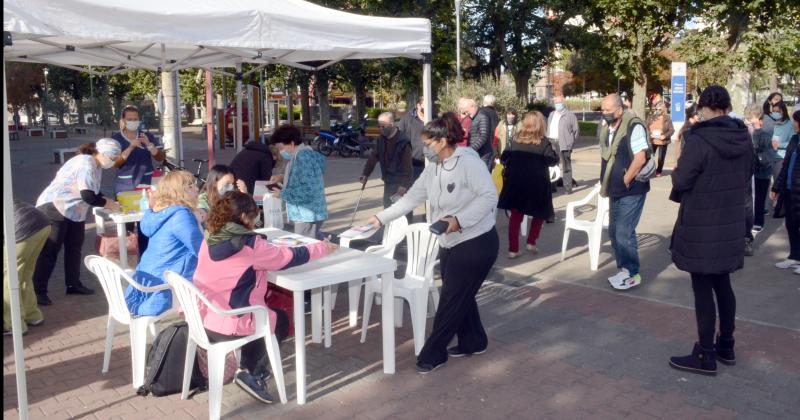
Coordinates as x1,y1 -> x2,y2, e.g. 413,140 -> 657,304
579,121 -> 598,137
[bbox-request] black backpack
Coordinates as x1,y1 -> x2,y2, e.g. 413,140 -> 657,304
137,321 -> 207,397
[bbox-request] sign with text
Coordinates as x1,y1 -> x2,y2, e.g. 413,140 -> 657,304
671,62 -> 687,123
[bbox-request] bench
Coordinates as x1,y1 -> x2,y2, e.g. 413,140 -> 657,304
74,127 -> 90,135
9,131 -> 20,141
50,129 -> 68,139
27,128 -> 44,136
364,126 -> 380,139
53,147 -> 78,164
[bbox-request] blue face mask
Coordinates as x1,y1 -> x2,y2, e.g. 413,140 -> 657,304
771,112 -> 783,120
280,150 -> 293,160
554,103 -> 564,111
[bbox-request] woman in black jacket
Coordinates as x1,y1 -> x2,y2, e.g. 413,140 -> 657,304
497,111 -> 558,258
770,110 -> 800,274
668,86 -> 753,376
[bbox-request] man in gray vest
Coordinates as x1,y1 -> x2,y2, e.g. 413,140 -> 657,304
599,94 -> 650,291
547,95 -> 579,193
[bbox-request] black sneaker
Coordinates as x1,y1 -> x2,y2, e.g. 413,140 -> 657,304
447,346 -> 487,358
36,294 -> 52,306
66,283 -> 95,295
235,370 -> 275,404
415,360 -> 446,375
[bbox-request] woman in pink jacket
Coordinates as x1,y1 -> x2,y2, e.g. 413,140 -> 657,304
193,191 -> 334,404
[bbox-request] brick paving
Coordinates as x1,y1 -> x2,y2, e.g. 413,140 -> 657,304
4,129 -> 799,419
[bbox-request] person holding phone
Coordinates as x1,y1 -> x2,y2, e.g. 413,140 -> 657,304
367,118 -> 499,374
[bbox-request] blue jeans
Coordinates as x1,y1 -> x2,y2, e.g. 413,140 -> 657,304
608,194 -> 646,276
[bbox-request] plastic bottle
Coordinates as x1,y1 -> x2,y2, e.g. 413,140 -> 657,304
139,189 -> 150,212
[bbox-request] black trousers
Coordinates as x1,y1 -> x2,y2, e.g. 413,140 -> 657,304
418,228 -> 499,365
691,273 -> 736,349
206,308 -> 289,374
785,191 -> 800,261
561,150 -> 574,193
32,202 -> 86,295
654,144 -> 669,174
753,178 -> 771,227
745,182 -> 754,240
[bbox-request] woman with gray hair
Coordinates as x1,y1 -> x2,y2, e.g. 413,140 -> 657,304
33,138 -> 122,305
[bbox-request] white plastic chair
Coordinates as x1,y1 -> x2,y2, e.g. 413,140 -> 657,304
521,165 -> 561,237
84,255 -> 170,388
561,183 -> 610,271
164,271 -> 287,420
360,223 -> 440,355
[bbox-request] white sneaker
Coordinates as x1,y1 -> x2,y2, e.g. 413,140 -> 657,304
794,267 -> 800,275
614,274 -> 642,290
608,269 -> 630,288
775,259 -> 800,269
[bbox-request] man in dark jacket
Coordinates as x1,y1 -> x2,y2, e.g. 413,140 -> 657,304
668,85 -> 753,377
359,112 -> 413,211
397,97 -> 426,182
230,140 -> 275,195
464,98 -> 494,170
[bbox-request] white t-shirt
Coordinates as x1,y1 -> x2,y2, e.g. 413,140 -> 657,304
548,111 -> 562,140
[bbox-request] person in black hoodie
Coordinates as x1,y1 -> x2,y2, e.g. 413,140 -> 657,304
229,139 -> 275,196
668,86 -> 753,376
770,110 -> 800,274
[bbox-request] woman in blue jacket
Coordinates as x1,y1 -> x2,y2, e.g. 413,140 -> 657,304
270,125 -> 328,239
125,171 -> 203,316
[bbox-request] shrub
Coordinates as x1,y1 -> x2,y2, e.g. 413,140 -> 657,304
578,121 -> 598,137
437,77 -> 526,116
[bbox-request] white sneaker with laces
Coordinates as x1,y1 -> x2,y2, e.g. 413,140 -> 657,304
614,274 -> 642,290
775,259 -> 800,269
607,269 -> 630,288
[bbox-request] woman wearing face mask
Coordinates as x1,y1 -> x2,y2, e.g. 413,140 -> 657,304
112,105 -> 166,256
494,108 -> 520,156
367,118 -> 499,374
760,92 -> 783,134
32,139 -> 121,305
125,171 -> 203,316
270,125 -> 328,239
197,164 -> 248,223
770,110 -> 800,274
669,85 -> 753,376
646,101 -> 675,176
765,99 -> 793,187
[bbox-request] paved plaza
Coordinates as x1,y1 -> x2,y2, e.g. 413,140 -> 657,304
4,129 -> 799,419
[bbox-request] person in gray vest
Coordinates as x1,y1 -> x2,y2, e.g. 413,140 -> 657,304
547,95 -> 580,193
359,112 -> 413,212
599,94 -> 651,291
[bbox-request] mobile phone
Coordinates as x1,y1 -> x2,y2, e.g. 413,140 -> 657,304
429,219 -> 449,235
267,183 -> 282,191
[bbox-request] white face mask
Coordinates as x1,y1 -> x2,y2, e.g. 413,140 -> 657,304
218,183 -> 235,196
100,155 -> 116,169
125,120 -> 140,131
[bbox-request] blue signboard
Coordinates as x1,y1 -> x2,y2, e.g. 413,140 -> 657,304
671,62 -> 686,123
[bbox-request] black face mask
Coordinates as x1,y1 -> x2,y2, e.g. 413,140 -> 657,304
602,113 -> 616,125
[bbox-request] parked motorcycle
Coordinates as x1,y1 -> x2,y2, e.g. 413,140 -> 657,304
312,121 -> 348,156
337,114 -> 372,158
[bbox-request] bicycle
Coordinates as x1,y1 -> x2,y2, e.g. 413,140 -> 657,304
160,157 -> 208,189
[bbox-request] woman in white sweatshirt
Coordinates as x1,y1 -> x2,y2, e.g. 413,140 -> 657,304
368,118 -> 499,374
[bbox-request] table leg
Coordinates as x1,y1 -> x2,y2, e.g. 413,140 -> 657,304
311,288 -> 322,343
380,271 -> 395,374
116,222 -> 129,270
348,279 -> 361,327
323,286 -> 332,348
293,290 -> 307,405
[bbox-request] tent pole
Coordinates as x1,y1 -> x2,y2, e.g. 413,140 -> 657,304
235,62 -> 243,152
3,54 -> 30,420
161,70 -> 181,164
205,68 -> 215,167
422,53 -> 432,223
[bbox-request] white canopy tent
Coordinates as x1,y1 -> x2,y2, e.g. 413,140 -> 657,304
4,1 -> 432,417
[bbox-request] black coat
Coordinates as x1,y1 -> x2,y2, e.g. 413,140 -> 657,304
773,134 -> 800,218
497,141 -> 558,222
670,116 -> 753,274
229,142 -> 274,195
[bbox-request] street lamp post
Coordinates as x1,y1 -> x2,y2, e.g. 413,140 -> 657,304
42,67 -> 49,131
455,0 -> 461,89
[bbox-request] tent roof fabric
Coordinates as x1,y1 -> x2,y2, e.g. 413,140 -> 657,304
3,0 -> 431,72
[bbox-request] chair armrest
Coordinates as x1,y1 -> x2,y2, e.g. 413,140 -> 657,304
123,273 -> 171,293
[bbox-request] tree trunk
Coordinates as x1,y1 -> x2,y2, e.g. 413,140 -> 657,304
184,103 -> 194,123
513,70 -> 530,101
76,101 -> 85,127
353,77 -> 367,122
315,70 -> 330,130
633,72 -> 648,120
768,74 -> 779,92
726,70 -> 751,114
298,76 -> 311,128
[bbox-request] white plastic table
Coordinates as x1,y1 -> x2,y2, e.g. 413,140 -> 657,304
93,207 -> 143,269
256,227 -> 396,405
